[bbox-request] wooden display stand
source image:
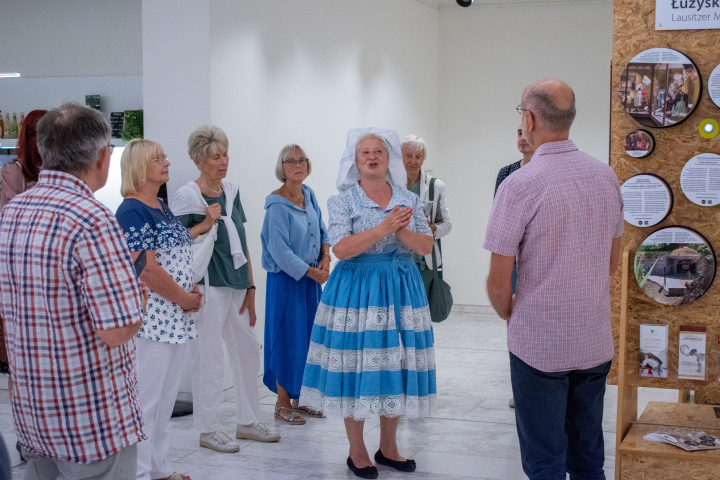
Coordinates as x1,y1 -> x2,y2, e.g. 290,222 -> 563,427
615,248 -> 720,479
611,1 -> 720,478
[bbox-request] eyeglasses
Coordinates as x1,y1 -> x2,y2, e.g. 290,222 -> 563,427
516,105 -> 531,116
107,144 -> 115,154
282,157 -> 308,166
152,154 -> 169,164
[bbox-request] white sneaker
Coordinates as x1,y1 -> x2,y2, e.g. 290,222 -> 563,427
199,430 -> 240,453
236,421 -> 281,442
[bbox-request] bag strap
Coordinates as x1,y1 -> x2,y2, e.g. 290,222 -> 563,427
429,176 -> 437,221
16,161 -> 25,191
428,176 -> 443,279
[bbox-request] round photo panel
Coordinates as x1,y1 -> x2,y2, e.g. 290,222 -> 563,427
634,226 -> 716,306
620,48 -> 702,128
624,129 -> 656,158
708,63 -> 720,109
680,153 -> 720,206
621,174 -> 673,227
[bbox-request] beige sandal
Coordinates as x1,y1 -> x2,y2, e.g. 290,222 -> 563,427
155,473 -> 191,480
295,405 -> 325,418
275,405 -> 306,425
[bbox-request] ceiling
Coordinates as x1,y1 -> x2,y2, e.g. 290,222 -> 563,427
418,0 -> 602,8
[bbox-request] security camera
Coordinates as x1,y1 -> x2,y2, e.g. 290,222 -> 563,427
457,0 -> 473,6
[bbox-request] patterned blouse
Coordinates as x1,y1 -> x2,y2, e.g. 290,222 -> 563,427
116,198 -> 196,344
327,183 -> 432,254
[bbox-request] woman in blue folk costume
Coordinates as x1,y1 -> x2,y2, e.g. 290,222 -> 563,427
300,128 -> 437,479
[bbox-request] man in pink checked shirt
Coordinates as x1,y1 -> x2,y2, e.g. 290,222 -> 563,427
0,103 -> 147,479
484,78 -> 623,480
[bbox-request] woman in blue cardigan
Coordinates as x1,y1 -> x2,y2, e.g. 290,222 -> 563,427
261,144 -> 330,425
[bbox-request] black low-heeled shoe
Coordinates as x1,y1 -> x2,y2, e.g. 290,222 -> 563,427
347,456 -> 378,479
374,449 -> 416,472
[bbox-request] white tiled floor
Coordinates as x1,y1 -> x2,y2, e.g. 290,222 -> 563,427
1,305 -> 677,479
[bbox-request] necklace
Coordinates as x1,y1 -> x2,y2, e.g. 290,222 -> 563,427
202,180 -> 223,195
283,184 -> 303,199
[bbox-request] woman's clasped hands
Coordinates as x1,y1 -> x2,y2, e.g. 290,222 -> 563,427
181,285 -> 203,313
381,206 -> 413,235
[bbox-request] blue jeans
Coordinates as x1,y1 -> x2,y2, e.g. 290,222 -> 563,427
510,353 -> 610,480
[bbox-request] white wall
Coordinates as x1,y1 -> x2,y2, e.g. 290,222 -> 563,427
0,0 -> 142,77
0,0 -> 143,134
437,1 -> 613,305
143,0 -> 211,193
200,0 -> 440,329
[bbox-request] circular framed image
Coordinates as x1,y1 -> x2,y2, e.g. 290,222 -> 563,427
624,129 -> 656,158
621,174 -> 673,227
680,153 -> 720,206
634,226 -> 716,305
708,63 -> 720,109
619,48 -> 702,128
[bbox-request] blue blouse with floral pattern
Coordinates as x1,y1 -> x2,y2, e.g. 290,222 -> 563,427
116,198 -> 196,344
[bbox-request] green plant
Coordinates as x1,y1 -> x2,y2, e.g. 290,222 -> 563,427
635,255 -> 660,287
121,110 -> 143,141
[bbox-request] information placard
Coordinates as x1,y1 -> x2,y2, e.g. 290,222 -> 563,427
655,1 -> 720,31
621,174 -> 673,227
680,153 -> 720,206
709,64 -> 720,109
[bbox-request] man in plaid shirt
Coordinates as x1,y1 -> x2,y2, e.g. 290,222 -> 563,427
0,103 -> 147,479
485,78 -> 623,480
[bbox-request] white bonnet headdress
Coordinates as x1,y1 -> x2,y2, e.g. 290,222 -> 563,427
336,127 -> 407,192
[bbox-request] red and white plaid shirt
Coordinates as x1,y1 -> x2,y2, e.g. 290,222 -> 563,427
0,170 -> 145,463
484,141 -> 624,372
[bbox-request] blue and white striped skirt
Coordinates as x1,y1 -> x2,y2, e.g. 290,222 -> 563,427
299,252 -> 437,420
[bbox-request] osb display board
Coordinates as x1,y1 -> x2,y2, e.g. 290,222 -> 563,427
609,0 -> 720,403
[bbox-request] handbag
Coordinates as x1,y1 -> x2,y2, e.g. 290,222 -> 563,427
192,222 -> 218,284
427,177 -> 453,322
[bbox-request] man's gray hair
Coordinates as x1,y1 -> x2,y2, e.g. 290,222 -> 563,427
37,103 -> 111,173
525,86 -> 576,133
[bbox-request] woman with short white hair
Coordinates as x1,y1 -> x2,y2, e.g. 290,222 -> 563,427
172,125 -> 280,454
401,134 -> 452,305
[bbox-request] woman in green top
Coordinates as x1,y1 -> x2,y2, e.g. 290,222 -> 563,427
400,134 -> 452,300
172,125 -> 280,453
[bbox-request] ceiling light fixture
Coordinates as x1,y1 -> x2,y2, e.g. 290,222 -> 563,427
0,72 -> 21,78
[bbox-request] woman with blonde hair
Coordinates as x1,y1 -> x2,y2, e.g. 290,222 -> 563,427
115,138 -> 201,480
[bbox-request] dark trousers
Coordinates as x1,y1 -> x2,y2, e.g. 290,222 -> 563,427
510,353 -> 610,480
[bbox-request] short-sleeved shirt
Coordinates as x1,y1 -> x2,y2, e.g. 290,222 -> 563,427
261,184 -> 329,281
0,170 -> 145,463
328,182 -> 432,253
177,190 -> 251,290
484,140 -> 624,372
116,198 -> 196,343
